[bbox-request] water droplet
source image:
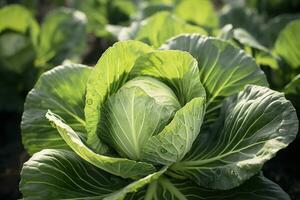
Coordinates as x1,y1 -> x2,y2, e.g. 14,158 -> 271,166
160,148 -> 167,154
86,99 -> 93,105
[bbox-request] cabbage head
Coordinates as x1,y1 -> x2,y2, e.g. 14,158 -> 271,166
20,34 -> 298,200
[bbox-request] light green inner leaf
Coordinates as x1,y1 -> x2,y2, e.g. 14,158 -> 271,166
122,76 -> 181,111
142,97 -> 205,165
85,41 -> 154,152
100,77 -> 180,160
131,50 -> 206,106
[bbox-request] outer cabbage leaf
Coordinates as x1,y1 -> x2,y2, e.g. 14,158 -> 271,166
85,41 -> 153,152
161,34 -> 268,125
107,11 -> 207,48
46,110 -> 156,179
21,64 -> 90,155
20,149 -> 128,200
35,8 -> 87,67
274,19 -> 300,69
20,149 -> 166,200
170,85 -> 298,189
126,174 -> 290,200
20,150 -> 290,200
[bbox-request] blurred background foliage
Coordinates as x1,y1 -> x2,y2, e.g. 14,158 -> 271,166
0,0 -> 299,199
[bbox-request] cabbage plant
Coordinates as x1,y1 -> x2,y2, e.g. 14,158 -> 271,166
20,34 -> 298,199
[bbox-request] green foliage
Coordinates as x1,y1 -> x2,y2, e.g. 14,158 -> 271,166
74,0 -> 136,37
34,8 -> 87,67
0,5 -> 38,73
20,36 -> 297,199
0,0 -> 296,199
0,5 -> 87,112
274,19 -> 300,69
135,0 -> 218,29
107,11 -> 207,48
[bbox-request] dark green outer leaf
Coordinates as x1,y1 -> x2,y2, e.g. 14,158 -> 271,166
46,110 -> 156,179
20,149 -> 167,200
20,150 -> 290,200
126,174 -> 290,200
161,34 -> 268,125
22,64 -> 90,155
20,149 -> 128,200
170,85 -> 298,190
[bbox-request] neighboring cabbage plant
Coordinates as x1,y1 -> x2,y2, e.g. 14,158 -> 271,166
20,34 -> 298,199
0,5 -> 87,112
